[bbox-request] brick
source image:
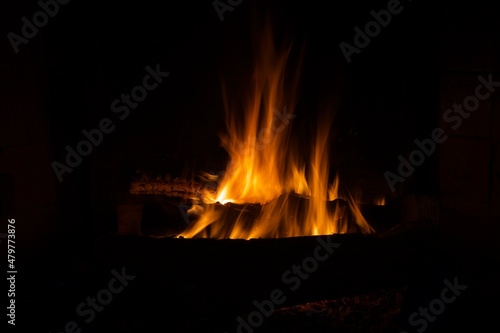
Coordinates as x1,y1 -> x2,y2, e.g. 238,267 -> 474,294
0,143 -> 57,209
440,199 -> 489,243
493,143 -> 500,218
116,204 -> 143,235
491,216 -> 500,256
440,2 -> 500,71
491,86 -> 500,144
439,74 -> 491,139
438,137 -> 490,203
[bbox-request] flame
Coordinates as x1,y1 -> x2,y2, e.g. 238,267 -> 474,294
180,24 -> 373,239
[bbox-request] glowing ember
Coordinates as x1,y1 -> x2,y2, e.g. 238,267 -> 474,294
375,197 -> 386,206
180,24 -> 374,239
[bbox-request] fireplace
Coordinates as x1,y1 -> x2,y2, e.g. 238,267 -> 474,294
2,0 -> 499,332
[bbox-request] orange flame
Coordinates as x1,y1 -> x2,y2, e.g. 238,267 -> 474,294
180,24 -> 373,239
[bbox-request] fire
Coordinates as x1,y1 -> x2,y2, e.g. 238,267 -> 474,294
180,25 -> 374,239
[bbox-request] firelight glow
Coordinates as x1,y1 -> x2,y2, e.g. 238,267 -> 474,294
180,24 -> 374,239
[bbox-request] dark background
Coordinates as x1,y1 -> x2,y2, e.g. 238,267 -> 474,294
0,0 -> 499,332
1,0 -> 440,241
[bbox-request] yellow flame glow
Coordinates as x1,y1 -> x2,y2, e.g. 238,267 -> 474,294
180,24 -> 373,239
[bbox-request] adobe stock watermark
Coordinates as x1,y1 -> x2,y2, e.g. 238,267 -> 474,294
51,64 -> 169,183
238,106 -> 296,154
227,236 -> 340,333
177,105 -> 295,223
339,0 -> 407,64
50,267 -> 135,333
385,73 -> 500,192
213,0 -> 243,22
7,0 -> 71,54
401,276 -> 467,333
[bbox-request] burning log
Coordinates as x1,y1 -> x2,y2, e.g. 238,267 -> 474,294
133,193 -> 437,238
129,176 -> 207,200
179,193 -> 372,239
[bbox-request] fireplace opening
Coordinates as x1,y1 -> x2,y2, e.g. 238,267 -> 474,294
5,0 -> 498,332
108,3 -> 445,332
95,3 -> 460,332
